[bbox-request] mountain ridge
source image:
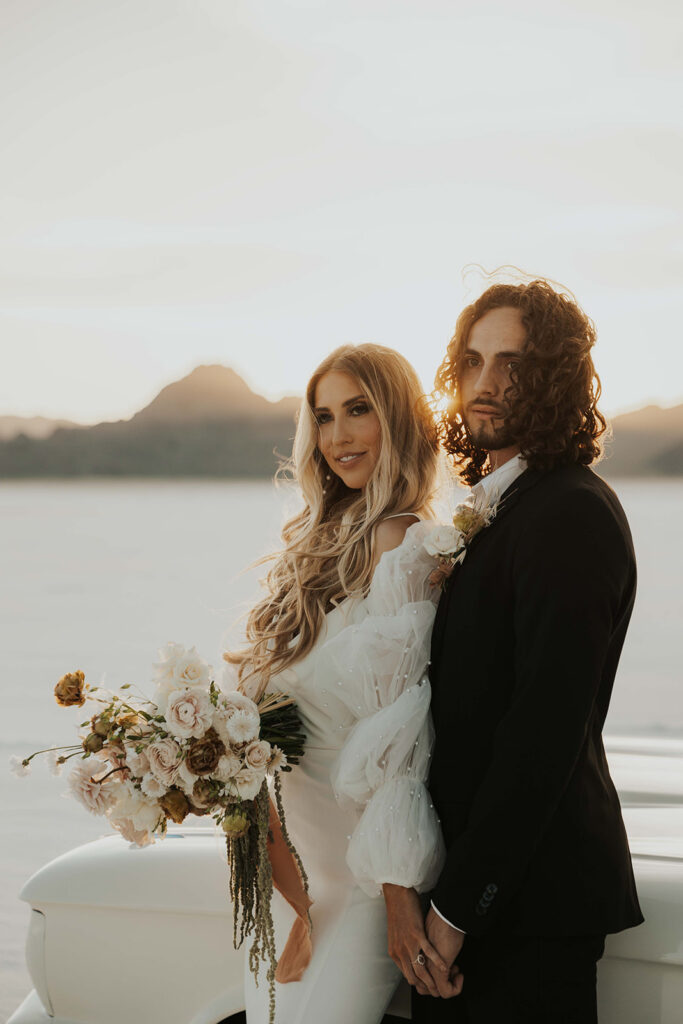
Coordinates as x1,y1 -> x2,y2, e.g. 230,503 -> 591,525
0,365 -> 681,476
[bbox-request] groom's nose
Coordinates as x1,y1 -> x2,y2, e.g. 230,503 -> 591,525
474,358 -> 500,396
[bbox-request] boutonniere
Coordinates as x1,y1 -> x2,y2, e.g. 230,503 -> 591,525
424,493 -> 500,588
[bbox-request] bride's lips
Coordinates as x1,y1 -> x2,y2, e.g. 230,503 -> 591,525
335,451 -> 367,467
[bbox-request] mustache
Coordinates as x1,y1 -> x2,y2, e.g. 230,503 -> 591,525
466,400 -> 508,416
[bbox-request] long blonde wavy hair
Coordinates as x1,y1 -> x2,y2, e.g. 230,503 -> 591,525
225,343 -> 439,700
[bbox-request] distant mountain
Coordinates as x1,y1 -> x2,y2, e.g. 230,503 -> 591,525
600,403 -> 683,477
131,364 -> 300,424
0,415 -> 80,441
0,366 -> 301,478
0,368 -> 681,477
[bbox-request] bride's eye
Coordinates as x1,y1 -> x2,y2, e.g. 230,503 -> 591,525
349,402 -> 370,416
315,411 -> 332,425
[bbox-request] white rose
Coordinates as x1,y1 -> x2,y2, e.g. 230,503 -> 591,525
146,738 -> 181,785
174,757 -> 199,795
153,643 -> 211,714
220,690 -> 259,716
108,784 -> 162,833
165,688 -> 213,740
124,743 -> 150,778
230,766 -> 266,802
423,525 -> 461,558
152,642 -> 186,688
110,817 -> 154,847
244,740 -> 271,771
215,751 -> 242,782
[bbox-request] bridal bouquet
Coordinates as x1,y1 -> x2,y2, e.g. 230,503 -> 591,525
13,642 -> 308,1023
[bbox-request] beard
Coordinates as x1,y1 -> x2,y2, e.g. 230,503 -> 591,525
464,413 -> 517,452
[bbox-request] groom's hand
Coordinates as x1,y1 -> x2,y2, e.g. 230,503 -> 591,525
424,906 -> 466,998
382,883 -> 460,998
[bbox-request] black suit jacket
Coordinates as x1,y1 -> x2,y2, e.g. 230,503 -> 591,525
429,462 -> 644,937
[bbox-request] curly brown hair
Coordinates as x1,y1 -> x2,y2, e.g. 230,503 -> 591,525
434,279 -> 607,486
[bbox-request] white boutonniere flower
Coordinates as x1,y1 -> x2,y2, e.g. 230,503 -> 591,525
425,492 -> 500,588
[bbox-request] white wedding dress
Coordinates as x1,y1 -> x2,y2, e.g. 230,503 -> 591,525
243,519 -> 446,1024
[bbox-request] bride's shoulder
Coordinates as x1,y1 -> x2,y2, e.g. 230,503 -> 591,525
373,512 -> 421,564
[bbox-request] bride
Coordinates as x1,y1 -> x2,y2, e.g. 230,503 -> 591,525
227,343 -> 451,1023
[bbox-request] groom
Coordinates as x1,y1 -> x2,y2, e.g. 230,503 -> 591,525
411,280 -> 643,1022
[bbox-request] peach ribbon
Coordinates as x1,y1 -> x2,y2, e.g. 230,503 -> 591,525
268,798 -> 314,983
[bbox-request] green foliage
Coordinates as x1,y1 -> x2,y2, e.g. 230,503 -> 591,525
258,697 -> 306,769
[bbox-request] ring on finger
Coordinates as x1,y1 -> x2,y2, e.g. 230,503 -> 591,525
411,951 -> 426,967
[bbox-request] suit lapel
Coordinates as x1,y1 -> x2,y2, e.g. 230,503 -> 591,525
430,467 -> 547,671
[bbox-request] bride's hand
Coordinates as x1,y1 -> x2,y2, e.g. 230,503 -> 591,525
382,883 -> 455,998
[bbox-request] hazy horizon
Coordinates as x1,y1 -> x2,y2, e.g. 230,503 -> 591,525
2,1 -> 681,423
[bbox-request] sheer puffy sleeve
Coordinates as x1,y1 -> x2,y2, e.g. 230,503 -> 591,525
322,520 -> 446,897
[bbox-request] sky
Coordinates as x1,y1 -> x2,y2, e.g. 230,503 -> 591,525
1,0 -> 681,424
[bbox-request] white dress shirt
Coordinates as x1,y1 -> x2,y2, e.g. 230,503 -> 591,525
431,452 -> 527,934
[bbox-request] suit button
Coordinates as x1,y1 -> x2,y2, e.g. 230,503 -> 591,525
485,883 -> 498,895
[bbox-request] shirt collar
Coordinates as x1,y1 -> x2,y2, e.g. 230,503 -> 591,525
471,453 -> 527,505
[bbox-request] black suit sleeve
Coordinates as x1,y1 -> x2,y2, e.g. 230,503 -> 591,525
431,486 -> 635,934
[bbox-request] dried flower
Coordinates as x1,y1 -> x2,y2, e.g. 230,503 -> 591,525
54,670 -> 86,707
159,788 -> 190,823
267,746 -> 288,774
191,778 -> 216,809
91,714 -> 111,738
222,810 -> 250,838
82,732 -> 105,753
185,729 -> 225,776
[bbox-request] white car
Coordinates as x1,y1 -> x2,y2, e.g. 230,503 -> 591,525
9,737 -> 683,1024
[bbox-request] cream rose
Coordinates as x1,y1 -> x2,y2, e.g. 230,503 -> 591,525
165,688 -> 213,740
244,740 -> 271,771
146,738 -> 181,785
